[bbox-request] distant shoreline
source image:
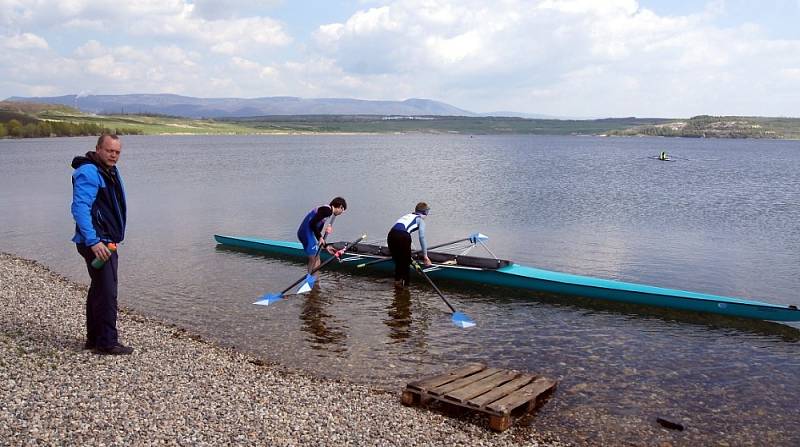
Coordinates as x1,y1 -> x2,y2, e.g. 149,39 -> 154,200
3,104 -> 800,139
3,131 -> 799,140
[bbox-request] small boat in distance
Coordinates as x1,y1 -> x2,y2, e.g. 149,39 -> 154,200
214,234 -> 800,322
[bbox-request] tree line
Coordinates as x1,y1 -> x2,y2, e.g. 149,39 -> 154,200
0,119 -> 142,138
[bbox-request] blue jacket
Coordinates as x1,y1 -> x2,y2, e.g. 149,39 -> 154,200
71,152 -> 127,246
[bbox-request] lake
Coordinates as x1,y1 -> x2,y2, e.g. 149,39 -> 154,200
1,134 -> 799,445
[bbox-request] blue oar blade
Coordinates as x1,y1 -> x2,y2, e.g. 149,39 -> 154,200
296,274 -> 316,294
451,311 -> 475,328
468,232 -> 489,244
253,293 -> 283,306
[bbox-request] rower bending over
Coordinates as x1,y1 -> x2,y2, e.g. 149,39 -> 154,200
297,197 -> 347,277
387,202 -> 432,288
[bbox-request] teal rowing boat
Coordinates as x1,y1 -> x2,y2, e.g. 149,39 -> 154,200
213,234 -> 800,322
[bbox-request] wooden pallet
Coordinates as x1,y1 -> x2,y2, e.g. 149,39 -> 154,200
401,363 -> 557,432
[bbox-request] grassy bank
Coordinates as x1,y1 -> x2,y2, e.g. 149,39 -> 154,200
3,101 -> 800,138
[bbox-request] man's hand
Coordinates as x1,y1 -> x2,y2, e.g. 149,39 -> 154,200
325,245 -> 337,255
423,255 -> 433,267
91,242 -> 112,262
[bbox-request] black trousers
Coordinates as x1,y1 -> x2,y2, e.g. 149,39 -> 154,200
77,244 -> 119,349
387,229 -> 412,283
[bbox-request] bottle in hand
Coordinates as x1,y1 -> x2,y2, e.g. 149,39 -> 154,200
91,243 -> 117,269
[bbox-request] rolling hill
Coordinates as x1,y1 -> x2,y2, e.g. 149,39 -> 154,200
5,94 -> 476,118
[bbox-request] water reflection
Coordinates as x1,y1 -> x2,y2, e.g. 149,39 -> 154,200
457,282 -> 800,343
385,286 -> 412,343
299,287 -> 347,351
384,285 -> 437,357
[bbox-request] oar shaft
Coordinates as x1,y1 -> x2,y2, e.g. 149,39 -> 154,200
412,261 -> 456,313
280,234 -> 365,294
358,236 -> 474,268
427,237 -> 470,251
280,275 -> 309,295
357,257 -> 392,268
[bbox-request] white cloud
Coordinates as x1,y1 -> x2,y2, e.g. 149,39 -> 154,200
2,32 -> 49,50
0,36 -> 210,97
1,0 -> 799,116
190,0 -> 281,19
1,0 -> 291,56
537,0 -> 639,16
232,56 -> 260,71
305,0 -> 800,116
425,29 -> 483,65
74,40 -> 104,57
86,54 -> 130,80
780,68 -> 800,80
132,14 -> 291,54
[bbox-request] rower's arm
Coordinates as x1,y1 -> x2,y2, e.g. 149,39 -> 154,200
327,214 -> 336,232
417,218 -> 428,257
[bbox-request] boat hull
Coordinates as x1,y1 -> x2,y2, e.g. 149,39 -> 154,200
213,235 -> 800,322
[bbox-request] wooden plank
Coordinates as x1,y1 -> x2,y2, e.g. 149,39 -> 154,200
406,363 -> 485,392
430,367 -> 501,396
466,373 -> 535,408
402,363 -> 558,433
444,370 -> 519,403
401,390 -> 417,406
489,415 -> 512,432
486,377 -> 557,415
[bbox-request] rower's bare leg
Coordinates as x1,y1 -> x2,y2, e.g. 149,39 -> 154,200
307,255 -> 321,280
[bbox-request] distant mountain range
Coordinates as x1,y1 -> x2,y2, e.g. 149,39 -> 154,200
5,94 -> 487,118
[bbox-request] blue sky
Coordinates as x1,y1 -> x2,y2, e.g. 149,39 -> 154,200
1,0 -> 798,117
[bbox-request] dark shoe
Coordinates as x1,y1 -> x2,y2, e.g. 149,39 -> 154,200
95,344 -> 134,355
83,341 -> 95,350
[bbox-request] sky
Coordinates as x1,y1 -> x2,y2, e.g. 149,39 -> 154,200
1,0 -> 799,118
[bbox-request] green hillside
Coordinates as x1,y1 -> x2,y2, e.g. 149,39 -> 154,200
226,115 -> 673,135
2,101 -> 799,139
0,101 -> 144,138
607,115 -> 800,139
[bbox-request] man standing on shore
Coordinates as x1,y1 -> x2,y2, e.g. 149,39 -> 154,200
70,134 -> 132,355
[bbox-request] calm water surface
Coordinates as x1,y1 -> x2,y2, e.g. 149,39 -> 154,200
1,134 -> 799,445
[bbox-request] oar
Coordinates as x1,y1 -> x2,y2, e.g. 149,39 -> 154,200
254,234 -> 366,306
356,256 -> 393,269
356,232 -> 488,269
411,259 -> 475,329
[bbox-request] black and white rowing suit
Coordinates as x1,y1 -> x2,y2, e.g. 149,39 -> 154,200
387,212 -> 428,283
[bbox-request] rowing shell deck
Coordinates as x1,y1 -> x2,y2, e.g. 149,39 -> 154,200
401,363 -> 557,432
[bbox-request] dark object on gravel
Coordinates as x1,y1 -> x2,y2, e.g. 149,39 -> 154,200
95,343 -> 134,355
656,417 -> 685,431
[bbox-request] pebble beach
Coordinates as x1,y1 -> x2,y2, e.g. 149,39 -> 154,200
0,253 -> 565,446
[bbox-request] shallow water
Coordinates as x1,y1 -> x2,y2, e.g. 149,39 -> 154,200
1,134 -> 799,445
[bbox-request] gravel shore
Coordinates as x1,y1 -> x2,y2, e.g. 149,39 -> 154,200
0,253 -> 566,446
